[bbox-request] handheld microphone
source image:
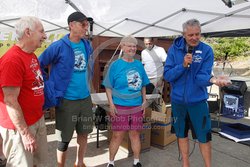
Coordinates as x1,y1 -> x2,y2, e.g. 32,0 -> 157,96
187,46 -> 194,68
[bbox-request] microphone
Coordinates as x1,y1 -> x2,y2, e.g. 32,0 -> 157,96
187,46 -> 194,68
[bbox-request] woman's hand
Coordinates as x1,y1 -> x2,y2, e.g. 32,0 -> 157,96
109,104 -> 117,117
141,100 -> 148,110
141,100 -> 148,116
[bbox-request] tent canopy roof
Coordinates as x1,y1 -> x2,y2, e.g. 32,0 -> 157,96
1,0 -> 250,37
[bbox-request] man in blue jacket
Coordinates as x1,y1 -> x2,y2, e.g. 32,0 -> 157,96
164,19 -> 231,167
39,12 -> 94,167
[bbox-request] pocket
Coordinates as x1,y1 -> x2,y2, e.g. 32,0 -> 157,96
43,81 -> 58,110
10,130 -> 21,156
202,115 -> 211,130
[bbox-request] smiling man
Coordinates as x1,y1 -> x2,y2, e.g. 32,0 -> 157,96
164,19 -> 231,167
0,16 -> 47,167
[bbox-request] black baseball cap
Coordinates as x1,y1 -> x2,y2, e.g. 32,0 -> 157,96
67,11 -> 88,25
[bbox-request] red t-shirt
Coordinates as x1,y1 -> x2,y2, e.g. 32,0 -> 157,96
0,45 -> 44,129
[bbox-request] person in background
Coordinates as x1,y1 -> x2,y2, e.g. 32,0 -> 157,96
39,11 -> 94,167
164,19 -> 231,167
0,16 -> 48,167
103,35 -> 150,167
141,37 -> 167,94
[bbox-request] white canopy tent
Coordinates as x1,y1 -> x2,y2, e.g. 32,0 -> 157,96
0,0 -> 250,37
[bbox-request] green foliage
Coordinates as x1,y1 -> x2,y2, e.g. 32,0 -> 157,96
204,37 -> 250,61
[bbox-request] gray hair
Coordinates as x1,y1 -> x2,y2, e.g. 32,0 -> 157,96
182,19 -> 201,32
120,35 -> 138,45
15,16 -> 42,40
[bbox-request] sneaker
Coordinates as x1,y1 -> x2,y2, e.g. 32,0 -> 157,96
107,164 -> 114,167
133,162 -> 142,167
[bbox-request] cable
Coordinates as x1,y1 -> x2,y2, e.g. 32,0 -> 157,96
189,139 -> 197,157
106,43 -> 121,66
103,43 -> 121,76
177,138 -> 197,161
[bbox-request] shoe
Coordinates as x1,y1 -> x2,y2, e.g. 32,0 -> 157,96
133,162 -> 142,167
73,163 -> 86,167
107,164 -> 114,167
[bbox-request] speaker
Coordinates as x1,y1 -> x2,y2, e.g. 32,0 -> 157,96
222,80 -> 247,95
222,94 -> 245,119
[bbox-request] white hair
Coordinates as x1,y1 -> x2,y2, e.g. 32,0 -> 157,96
120,35 -> 138,45
15,16 -> 41,40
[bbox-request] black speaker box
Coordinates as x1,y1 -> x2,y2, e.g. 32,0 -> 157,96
222,80 -> 247,95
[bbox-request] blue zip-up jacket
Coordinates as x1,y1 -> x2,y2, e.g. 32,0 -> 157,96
39,34 -> 93,109
163,37 -> 214,105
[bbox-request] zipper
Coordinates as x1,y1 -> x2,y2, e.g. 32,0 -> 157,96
183,68 -> 190,104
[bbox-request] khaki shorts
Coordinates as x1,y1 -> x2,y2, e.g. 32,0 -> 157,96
55,96 -> 94,142
0,116 -> 48,167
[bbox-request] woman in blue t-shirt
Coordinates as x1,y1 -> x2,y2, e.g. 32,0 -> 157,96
103,35 -> 149,167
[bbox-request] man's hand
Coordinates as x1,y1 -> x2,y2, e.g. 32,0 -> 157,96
2,87 -> 37,153
210,75 -> 232,87
183,53 -> 192,68
20,129 -> 37,153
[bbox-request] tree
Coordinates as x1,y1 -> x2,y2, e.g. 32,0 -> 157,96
204,37 -> 250,61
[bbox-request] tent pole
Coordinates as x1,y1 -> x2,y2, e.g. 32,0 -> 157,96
65,0 -> 80,11
201,5 -> 250,26
131,9 -> 184,36
96,19 -> 127,36
129,18 -> 181,36
42,19 -> 69,32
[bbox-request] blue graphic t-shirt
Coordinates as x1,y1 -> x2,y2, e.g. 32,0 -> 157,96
103,59 -> 150,106
64,40 -> 89,100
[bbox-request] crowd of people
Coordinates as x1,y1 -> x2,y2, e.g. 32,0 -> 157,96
0,11 -> 231,167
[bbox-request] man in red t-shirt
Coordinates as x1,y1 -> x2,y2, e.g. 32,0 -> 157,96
0,16 -> 48,166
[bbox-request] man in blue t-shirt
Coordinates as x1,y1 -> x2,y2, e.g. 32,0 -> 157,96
39,12 -> 93,167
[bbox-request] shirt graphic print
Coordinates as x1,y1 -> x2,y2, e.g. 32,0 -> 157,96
30,58 -> 44,96
73,48 -> 86,72
127,69 -> 142,91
